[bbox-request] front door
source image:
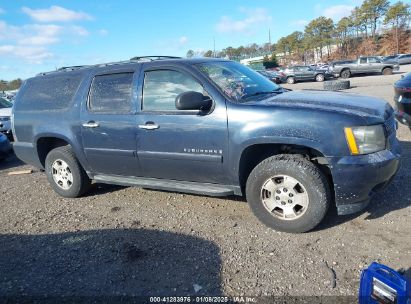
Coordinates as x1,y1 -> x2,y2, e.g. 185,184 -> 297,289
135,66 -> 228,184
81,71 -> 141,177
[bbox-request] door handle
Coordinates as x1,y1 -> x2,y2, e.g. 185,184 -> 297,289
138,122 -> 159,130
82,121 -> 99,128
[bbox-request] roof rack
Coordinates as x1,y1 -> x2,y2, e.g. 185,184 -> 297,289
130,56 -> 182,61
37,56 -> 182,76
57,65 -> 90,71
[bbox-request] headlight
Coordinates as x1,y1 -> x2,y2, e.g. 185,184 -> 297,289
344,125 -> 386,155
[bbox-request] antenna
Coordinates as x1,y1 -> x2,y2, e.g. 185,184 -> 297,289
213,37 -> 216,58
268,28 -> 272,52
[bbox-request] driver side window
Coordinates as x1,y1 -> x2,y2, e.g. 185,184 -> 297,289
142,70 -> 204,111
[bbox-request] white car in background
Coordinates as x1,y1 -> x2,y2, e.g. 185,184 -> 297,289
0,97 -> 12,139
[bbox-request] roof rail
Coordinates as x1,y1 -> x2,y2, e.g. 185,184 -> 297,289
37,56 -> 182,76
130,56 -> 182,61
58,65 -> 90,71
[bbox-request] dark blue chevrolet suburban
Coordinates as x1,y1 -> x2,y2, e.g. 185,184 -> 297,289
12,57 -> 401,233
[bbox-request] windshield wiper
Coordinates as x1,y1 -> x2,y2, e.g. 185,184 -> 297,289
242,88 -> 285,100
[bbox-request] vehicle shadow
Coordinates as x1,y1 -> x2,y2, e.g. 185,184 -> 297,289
0,229 -> 222,298
0,153 -> 24,171
316,140 -> 411,230
86,183 -> 127,197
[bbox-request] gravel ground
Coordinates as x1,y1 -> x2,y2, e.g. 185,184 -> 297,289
1,66 -> 410,300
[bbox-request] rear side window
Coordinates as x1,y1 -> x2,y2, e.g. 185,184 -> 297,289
360,58 -> 367,64
15,74 -> 83,111
368,57 -> 380,63
88,73 -> 134,113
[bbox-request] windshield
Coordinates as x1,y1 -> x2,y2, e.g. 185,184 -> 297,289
0,98 -> 12,108
196,61 -> 281,102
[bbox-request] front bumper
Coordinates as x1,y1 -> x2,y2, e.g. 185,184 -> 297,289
0,137 -> 12,159
328,138 -> 401,215
0,119 -> 11,133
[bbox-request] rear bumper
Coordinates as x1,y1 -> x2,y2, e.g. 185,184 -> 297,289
13,142 -> 43,168
328,139 -> 401,215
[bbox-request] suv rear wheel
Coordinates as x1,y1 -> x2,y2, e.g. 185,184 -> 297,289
340,69 -> 351,79
246,154 -> 330,233
45,146 -> 91,198
382,67 -> 393,75
286,77 -> 296,84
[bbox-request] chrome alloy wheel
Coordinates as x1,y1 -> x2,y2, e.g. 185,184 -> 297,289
261,175 -> 309,220
51,159 -> 73,190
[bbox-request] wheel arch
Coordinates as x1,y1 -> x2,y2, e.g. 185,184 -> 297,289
35,133 -> 88,172
237,142 -> 333,191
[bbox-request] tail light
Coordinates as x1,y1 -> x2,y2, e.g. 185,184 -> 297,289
396,87 -> 411,92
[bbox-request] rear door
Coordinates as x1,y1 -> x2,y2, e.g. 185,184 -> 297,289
299,66 -> 314,80
357,57 -> 368,73
135,63 -> 229,184
80,70 -> 141,177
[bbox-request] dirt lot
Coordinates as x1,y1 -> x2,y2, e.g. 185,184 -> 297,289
1,66 -> 410,300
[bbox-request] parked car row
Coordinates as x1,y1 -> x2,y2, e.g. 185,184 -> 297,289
0,132 -> 12,161
383,54 -> 411,65
330,56 -> 399,79
257,65 -> 333,84
0,97 -> 12,139
256,70 -> 287,84
394,72 -> 411,127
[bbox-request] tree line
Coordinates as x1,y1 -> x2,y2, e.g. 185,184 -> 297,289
0,79 -> 22,91
186,0 -> 410,64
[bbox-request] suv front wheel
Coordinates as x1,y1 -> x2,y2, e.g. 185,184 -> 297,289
286,77 -> 296,84
246,154 -> 330,233
315,74 -> 325,82
45,146 -> 91,198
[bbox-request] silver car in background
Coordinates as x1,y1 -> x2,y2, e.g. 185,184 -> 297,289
0,97 -> 12,139
383,54 -> 411,65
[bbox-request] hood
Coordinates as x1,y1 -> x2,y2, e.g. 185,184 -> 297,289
0,107 -> 12,117
260,90 -> 392,122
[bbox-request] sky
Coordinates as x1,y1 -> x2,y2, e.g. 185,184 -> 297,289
0,0 -> 409,80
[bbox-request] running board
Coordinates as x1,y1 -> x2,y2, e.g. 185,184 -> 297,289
93,174 -> 236,196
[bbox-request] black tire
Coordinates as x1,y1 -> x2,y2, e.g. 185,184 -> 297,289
315,74 -> 325,82
286,76 -> 296,84
340,69 -> 351,79
382,67 -> 393,75
323,80 -> 350,91
246,154 -> 330,233
45,146 -> 91,198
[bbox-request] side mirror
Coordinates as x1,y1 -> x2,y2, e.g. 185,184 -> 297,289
175,91 -> 211,111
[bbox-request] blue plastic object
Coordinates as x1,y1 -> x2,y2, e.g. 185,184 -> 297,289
359,262 -> 411,304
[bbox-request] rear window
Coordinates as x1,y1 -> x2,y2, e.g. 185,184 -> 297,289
88,73 -> 134,113
15,74 -> 83,111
